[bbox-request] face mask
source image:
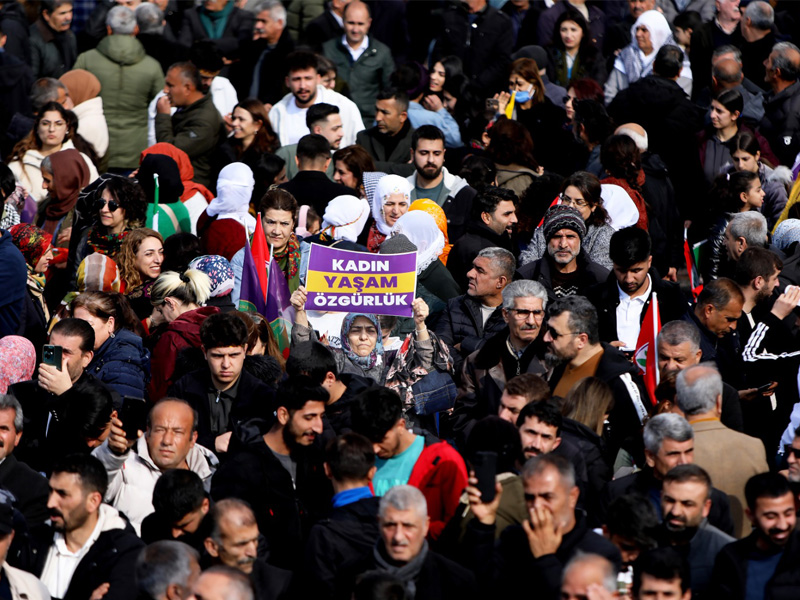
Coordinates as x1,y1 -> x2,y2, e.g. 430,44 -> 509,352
513,85 -> 534,104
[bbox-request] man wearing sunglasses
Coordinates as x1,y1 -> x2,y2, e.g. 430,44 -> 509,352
544,295 -> 649,462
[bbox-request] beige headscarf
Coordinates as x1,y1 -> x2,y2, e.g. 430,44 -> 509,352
59,69 -> 101,106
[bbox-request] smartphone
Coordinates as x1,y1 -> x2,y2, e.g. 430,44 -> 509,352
472,451 -> 498,504
42,345 -> 62,371
120,396 -> 148,440
756,381 -> 774,394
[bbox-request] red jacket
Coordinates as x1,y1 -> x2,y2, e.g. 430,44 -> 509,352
408,438 -> 468,540
148,305 -> 219,401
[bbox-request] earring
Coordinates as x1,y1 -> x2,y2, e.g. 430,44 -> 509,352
109,331 -> 115,338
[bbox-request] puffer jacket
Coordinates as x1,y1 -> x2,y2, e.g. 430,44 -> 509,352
434,294 -> 506,379
73,35 -> 164,169
71,97 -> 109,159
148,305 -> 220,401
87,328 -> 151,400
93,435 -> 218,535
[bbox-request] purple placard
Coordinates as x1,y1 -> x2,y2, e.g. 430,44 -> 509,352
304,244 -> 418,317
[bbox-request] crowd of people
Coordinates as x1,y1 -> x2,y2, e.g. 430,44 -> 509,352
2,0 -> 800,599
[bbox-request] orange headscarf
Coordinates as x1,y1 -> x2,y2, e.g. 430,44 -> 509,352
140,143 -> 215,204
59,69 -> 101,106
410,198 -> 452,265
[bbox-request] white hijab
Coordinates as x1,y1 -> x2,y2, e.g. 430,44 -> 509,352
601,183 -> 640,230
391,211 -> 445,273
373,174 -> 413,236
322,195 -> 370,243
207,162 -> 257,235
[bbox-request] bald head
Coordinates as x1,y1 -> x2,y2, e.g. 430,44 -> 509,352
562,553 -> 617,599
615,123 -> 648,152
343,1 -> 370,47
713,57 -> 744,89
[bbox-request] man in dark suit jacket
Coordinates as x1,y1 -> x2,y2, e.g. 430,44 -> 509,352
0,395 -> 49,527
279,134 -> 355,217
303,0 -> 346,51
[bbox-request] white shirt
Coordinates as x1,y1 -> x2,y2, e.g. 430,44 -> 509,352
282,100 -> 312,146
479,304 -> 496,326
343,35 -> 369,62
616,275 -> 652,350
40,514 -> 105,599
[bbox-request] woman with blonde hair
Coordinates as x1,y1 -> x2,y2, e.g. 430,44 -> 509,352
117,228 -> 164,321
147,268 -> 217,400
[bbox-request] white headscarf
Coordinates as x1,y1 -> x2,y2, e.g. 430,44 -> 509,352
391,211 -> 445,273
206,162 -> 257,235
373,174 -> 413,236
601,183 -> 640,230
322,195 -> 370,243
617,10 -> 675,82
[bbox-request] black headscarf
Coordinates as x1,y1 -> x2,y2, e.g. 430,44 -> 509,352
137,154 -> 185,204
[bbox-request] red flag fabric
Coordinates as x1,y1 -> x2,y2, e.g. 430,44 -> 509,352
635,292 -> 661,406
684,234 -> 703,301
251,214 -> 269,302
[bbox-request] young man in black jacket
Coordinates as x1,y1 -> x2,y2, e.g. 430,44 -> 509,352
210,376 -> 332,572
13,454 -> 143,600
170,312 -> 274,454
586,226 -> 690,350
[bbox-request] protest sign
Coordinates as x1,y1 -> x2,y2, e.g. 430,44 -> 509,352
304,244 -> 417,317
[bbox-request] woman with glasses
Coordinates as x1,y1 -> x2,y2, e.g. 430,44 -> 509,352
72,177 -> 147,268
519,171 -> 614,270
7,102 -> 99,203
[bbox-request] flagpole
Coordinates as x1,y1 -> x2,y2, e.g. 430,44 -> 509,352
152,173 -> 159,233
652,291 -> 660,386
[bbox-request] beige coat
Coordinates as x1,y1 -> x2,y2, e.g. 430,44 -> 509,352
5,561 -> 50,600
691,419 -> 769,538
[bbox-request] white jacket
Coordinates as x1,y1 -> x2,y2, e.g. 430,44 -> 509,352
269,84 -> 364,148
93,436 -> 218,534
4,562 -> 50,600
7,140 -> 99,203
72,97 -> 109,159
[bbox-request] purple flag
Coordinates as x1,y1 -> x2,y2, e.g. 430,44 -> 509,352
238,241 -> 267,315
266,256 -> 295,358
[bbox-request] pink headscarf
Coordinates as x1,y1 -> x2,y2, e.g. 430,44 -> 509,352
0,336 -> 36,392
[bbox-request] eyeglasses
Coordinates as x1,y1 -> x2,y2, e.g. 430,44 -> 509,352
548,328 -> 581,340
507,308 -> 544,320
784,445 -> 800,459
559,193 -> 588,208
94,198 -> 120,212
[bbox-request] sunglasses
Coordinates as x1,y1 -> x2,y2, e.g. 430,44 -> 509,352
94,198 -> 120,212
785,445 -> 800,459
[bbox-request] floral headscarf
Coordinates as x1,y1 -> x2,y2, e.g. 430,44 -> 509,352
189,255 -> 234,297
0,336 -> 35,393
9,223 -> 52,268
340,312 -> 384,370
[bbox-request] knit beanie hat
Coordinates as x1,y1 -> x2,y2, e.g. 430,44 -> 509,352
379,233 -> 418,255
542,205 -> 586,242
